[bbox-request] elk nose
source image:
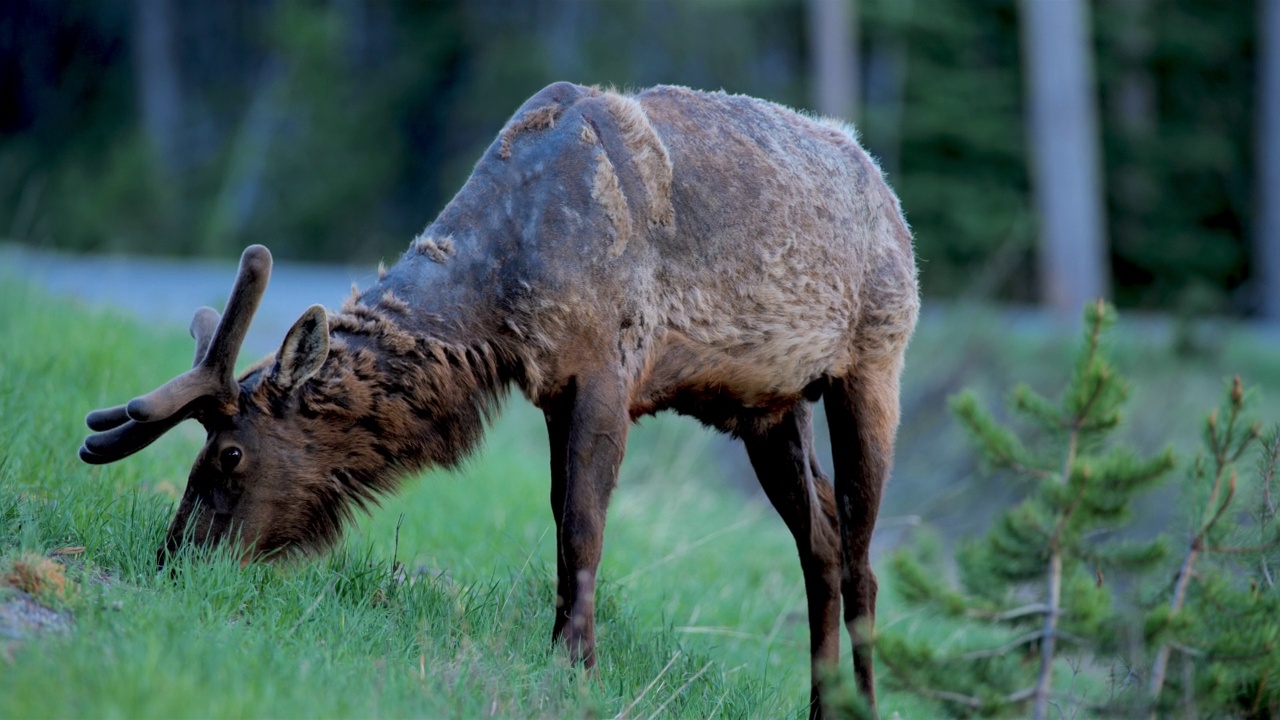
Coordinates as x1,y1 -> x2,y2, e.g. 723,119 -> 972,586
156,534 -> 183,572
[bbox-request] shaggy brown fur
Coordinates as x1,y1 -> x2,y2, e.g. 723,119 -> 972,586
82,82 -> 919,720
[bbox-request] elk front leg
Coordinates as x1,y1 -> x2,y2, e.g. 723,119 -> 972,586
544,376 -> 629,666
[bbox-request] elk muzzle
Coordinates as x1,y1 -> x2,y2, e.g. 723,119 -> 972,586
156,489 -> 235,569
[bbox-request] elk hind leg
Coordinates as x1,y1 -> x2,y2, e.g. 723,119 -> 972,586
743,404 -> 841,719
824,356 -> 905,708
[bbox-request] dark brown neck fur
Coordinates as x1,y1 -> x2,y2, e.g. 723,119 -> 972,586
249,291 -> 510,550
327,290 -> 509,468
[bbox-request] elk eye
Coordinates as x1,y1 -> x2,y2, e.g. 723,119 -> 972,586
219,446 -> 243,473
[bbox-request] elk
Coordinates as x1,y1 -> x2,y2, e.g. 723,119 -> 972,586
80,82 -> 918,717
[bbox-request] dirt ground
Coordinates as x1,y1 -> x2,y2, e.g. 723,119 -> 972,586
0,590 -> 69,661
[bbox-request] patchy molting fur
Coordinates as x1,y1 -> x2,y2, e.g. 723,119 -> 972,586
208,80 -> 913,552
411,233 -> 455,263
586,131 -> 633,256
494,84 -> 917,428
244,80 -> 918,552
598,93 -> 675,227
498,102 -> 567,159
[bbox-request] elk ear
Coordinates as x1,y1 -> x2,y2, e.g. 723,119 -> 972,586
271,305 -> 329,393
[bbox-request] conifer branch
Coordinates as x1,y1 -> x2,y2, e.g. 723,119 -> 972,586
1083,299 -> 1106,366
966,603 -> 1054,622
1050,471 -> 1089,549
874,650 -> 986,709
960,628 -> 1084,660
1070,301 -> 1112,434
1202,644 -> 1275,664
1207,410 -> 1225,469
951,390 -> 1048,478
1009,461 -> 1055,481
880,649 -> 1042,711
880,679 -> 1064,713
921,688 -> 985,709
1149,523 -> 1204,705
1034,513 -> 1068,718
1261,432 -> 1279,520
1007,686 -> 1039,703
1197,578 -> 1265,620
1202,469 -> 1238,536
960,630 -> 1046,660
1205,538 -> 1280,555
1251,667 -> 1272,718
1256,430 -> 1280,587
1070,365 -> 1108,436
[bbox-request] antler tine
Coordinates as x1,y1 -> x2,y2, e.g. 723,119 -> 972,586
124,245 -> 272,423
79,410 -> 191,465
191,306 -> 221,366
85,404 -> 131,432
81,246 -> 272,465
200,244 -> 271,383
82,306 -> 226,437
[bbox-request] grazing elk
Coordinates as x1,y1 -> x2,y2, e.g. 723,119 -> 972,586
81,82 -> 918,717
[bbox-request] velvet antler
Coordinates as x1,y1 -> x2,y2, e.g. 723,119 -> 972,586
79,245 -> 272,465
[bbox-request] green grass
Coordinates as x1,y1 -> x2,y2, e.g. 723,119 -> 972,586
7,279 -> 1276,718
0,279 -> 905,718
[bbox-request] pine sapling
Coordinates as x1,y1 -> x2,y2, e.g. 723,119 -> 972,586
879,301 -> 1174,718
1145,382 -> 1280,717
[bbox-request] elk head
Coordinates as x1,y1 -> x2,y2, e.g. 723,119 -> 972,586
81,245 -> 342,566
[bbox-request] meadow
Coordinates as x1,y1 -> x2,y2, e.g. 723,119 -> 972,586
3,275 -> 1278,718
0,278 -> 923,718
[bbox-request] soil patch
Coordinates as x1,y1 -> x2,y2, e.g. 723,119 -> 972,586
0,592 -> 70,640
1,590 -> 70,660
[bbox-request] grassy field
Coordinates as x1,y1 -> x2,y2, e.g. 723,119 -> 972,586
0,279 -> 961,719
4,276 -> 1279,719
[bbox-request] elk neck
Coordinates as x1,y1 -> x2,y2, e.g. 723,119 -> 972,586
291,280 -> 512,492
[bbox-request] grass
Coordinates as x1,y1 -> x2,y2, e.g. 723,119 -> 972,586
5,276 -> 1277,718
0,278 -> 896,718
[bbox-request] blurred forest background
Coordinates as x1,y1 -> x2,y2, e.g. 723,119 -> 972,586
3,0 -> 1277,318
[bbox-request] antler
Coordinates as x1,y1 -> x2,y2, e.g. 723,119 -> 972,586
79,245 -> 272,465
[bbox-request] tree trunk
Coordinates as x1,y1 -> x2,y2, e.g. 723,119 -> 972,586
807,0 -> 858,120
1108,0 -> 1156,290
1019,0 -> 1108,321
132,0 -> 183,179
1258,0 -> 1280,320
862,0 -> 912,178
